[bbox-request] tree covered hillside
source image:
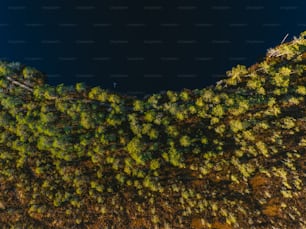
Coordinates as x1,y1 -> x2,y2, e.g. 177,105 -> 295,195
0,31 -> 305,228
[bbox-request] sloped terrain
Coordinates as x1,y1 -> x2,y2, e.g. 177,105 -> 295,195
0,31 -> 305,228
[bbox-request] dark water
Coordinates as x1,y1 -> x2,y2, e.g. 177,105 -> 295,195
1,0 -> 305,98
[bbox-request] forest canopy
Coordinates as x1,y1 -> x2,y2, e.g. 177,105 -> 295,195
0,31 -> 305,228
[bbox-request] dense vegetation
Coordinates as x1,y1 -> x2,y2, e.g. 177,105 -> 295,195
0,31 -> 305,229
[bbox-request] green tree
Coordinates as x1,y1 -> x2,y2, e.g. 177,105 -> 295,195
148,128 -> 159,140
107,94 -> 120,104
40,112 -> 56,124
43,86 -> 57,99
22,66 -> 45,85
133,100 -> 144,112
180,90 -> 189,101
75,82 -> 87,94
1,96 -> 22,109
166,90 -> 178,103
0,78 -> 9,88
33,86 -> 45,100
180,135 -> 191,147
296,86 -> 306,95
211,104 -> 224,117
37,135 -> 53,151
126,137 -> 144,165
229,119 -> 244,133
0,63 -> 12,76
144,110 -> 155,122
88,86 -> 105,100
226,64 -> 248,85
201,89 -> 215,102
